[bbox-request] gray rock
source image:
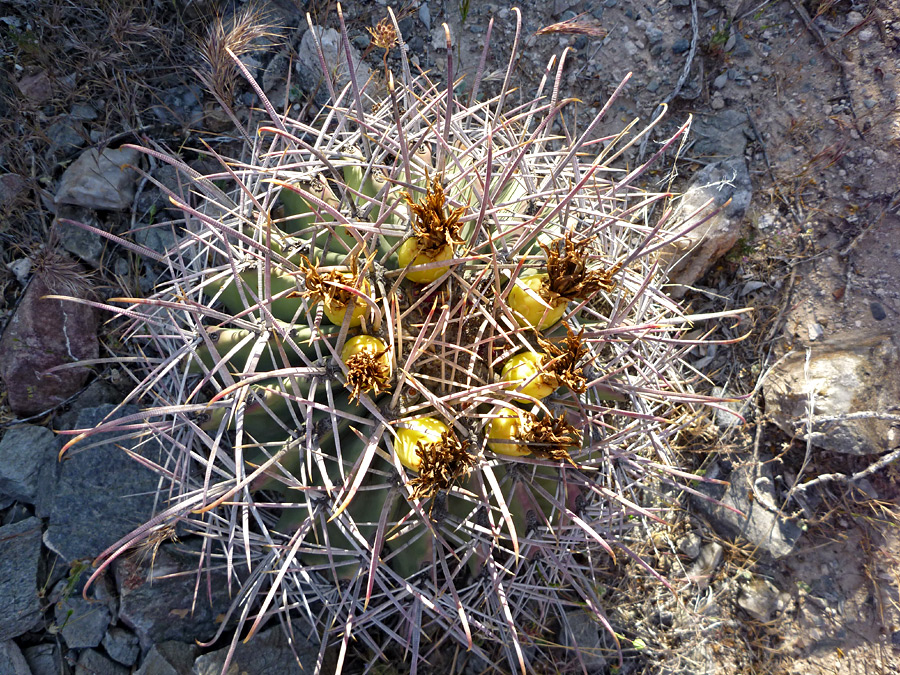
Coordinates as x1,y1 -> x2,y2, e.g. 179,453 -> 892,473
0,173 -> 28,209
115,542 -> 232,651
192,623 -> 319,675
559,611 -> 606,670
736,574 -> 790,622
418,2 -> 431,30
663,157 -> 752,297
296,26 -> 371,107
150,85 -> 204,127
713,72 -> 728,89
672,38 -> 690,54
685,542 -> 723,589
0,425 -> 59,505
103,626 -> 140,666
0,517 -> 43,640
134,641 -> 196,675
692,458 -> 802,559
75,649 -> 128,675
764,334 -> 900,455
70,104 -> 98,121
44,405 -> 162,562
691,109 -> 751,157
54,211 -> 106,267
0,276 -> 99,416
46,120 -> 86,158
55,578 -> 112,649
22,643 -> 68,675
0,640 -> 32,675
677,532 -> 701,560
55,147 -> 141,211
711,386 -> 743,430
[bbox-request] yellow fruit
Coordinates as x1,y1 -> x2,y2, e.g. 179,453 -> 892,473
340,334 -> 388,363
500,352 -> 557,402
320,277 -> 371,328
394,417 -> 449,472
507,273 -> 566,330
486,408 -> 531,457
397,238 -> 453,283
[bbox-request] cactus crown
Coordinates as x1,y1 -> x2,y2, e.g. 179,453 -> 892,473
67,6 -> 735,673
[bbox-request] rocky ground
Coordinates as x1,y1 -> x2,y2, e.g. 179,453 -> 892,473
1,0 -> 899,673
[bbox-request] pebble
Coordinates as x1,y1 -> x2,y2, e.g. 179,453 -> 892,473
858,27 -> 875,42
870,302 -> 887,321
711,95 -> 725,110
418,2 -> 431,30
713,72 -> 728,89
672,38 -> 690,54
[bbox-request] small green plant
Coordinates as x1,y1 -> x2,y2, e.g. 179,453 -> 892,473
458,0 -> 471,24
65,6 -> 733,673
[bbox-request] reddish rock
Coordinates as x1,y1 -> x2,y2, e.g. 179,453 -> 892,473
16,71 -> 53,104
0,276 -> 98,416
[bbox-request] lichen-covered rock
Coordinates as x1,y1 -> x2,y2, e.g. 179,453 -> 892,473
192,623 -> 319,675
763,333 -> 900,455
0,276 -> 98,416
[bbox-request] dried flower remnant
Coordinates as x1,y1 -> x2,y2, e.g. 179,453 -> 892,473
522,413 -> 582,465
408,431 -> 477,500
542,233 -> 620,300
367,17 -> 398,72
397,175 -> 466,282
341,335 -> 391,400
539,326 -> 588,394
296,256 -> 370,326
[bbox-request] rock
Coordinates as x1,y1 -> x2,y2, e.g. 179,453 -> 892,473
710,94 -> 725,110
44,405 -> 162,562
663,157 -> 751,297
102,626 -> 140,666
711,386 -> 743,430
0,173 -> 28,209
0,517 -> 43,640
54,211 -> 106,267
0,425 -> 59,505
296,26 -> 371,107
686,542 -> 723,589
55,576 -> 112,649
691,109 -> 751,157
677,532 -> 702,560
0,275 -> 99,416
22,643 -> 67,675
46,120 -> 86,158
192,623 -> 319,675
559,611 -> 606,670
763,334 -> 900,455
692,458 -> 802,559
75,649 -> 128,675
115,542 -> 233,650
16,71 -> 53,104
134,641 -> 196,675
55,147 -> 141,211
672,38 -> 690,54
418,2 -> 431,30
713,72 -> 728,89
149,85 -> 203,127
736,574 -> 789,622
0,640 -> 31,675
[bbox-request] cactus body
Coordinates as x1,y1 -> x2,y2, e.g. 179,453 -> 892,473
78,9 -> 739,674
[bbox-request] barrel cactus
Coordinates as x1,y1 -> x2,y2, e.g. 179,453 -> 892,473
67,8 -> 734,673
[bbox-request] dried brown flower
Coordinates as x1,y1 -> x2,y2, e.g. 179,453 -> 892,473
403,175 -> 466,255
522,413 -> 582,464
344,347 -> 392,400
539,326 -> 588,393
541,233 -> 621,300
408,431 -> 476,500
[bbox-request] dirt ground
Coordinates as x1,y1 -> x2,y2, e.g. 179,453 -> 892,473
1,1 -> 899,673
